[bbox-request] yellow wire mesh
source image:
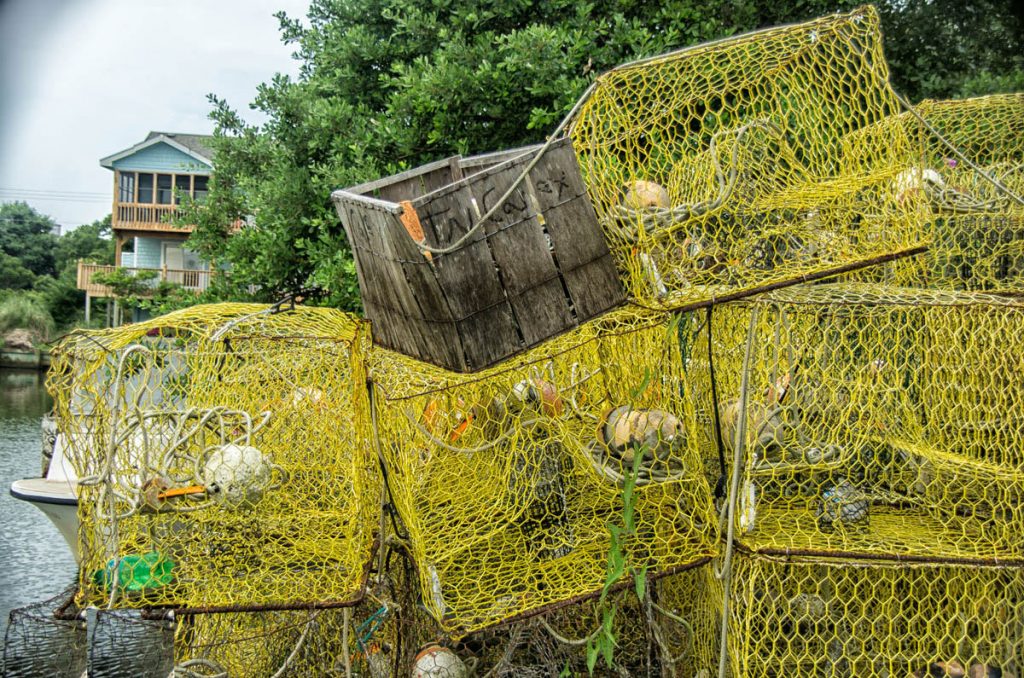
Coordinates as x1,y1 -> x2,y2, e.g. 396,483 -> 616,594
46,303 -> 378,609
375,563 -> 717,676
688,283 -> 1024,564
171,609 -> 356,677
77,561 -> 719,677
654,563 -> 723,677
877,93 -> 1024,292
403,562 -> 719,676
569,6 -> 928,309
368,305 -> 718,636
22,7 -> 1024,672
723,553 -> 1023,677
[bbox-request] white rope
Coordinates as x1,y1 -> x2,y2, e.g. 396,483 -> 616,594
267,610 -> 322,678
170,657 -> 229,678
716,305 -> 760,678
208,306 -> 283,342
538,616 -> 603,647
414,80 -> 600,256
103,343 -> 152,609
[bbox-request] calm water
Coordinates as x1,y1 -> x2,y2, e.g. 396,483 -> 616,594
0,370 -> 77,633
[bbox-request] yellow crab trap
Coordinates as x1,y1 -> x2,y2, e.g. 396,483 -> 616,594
367,304 -> 718,636
78,564 -> 717,677
86,601 -> 399,677
568,5 -> 930,310
874,93 -> 1024,293
720,552 -> 1024,678
168,608 -> 356,677
359,557 -> 719,676
686,283 -> 1024,564
46,303 -> 378,610
447,561 -> 720,677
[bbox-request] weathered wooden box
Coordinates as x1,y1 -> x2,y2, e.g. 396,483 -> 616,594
332,139 -> 624,372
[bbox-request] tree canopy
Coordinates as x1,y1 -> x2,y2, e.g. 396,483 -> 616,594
54,215 -> 115,277
0,201 -> 59,280
0,204 -> 114,333
188,0 -> 1023,311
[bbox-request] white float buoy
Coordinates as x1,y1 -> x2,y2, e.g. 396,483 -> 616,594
202,444 -> 275,508
411,643 -> 467,678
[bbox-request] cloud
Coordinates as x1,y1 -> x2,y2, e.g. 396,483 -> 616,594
0,0 -> 308,230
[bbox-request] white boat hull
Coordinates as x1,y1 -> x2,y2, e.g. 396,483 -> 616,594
10,478 -> 80,562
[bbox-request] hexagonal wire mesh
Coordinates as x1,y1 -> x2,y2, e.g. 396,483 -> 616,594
88,609 -> 175,677
169,608 -> 354,676
687,282 -> 1024,564
2,586 -> 86,678
368,304 -> 719,636
568,6 -> 930,309
436,562 -> 720,677
877,93 -> 1024,292
66,560 -> 717,677
45,303 -> 378,610
722,553 -> 1023,678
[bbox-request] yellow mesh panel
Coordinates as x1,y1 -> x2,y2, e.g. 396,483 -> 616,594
109,563 -> 716,676
368,305 -> 718,636
569,6 -> 927,309
388,564 -> 718,676
724,553 -> 1024,677
171,609 -> 355,676
46,303 -> 377,609
880,94 -> 1024,292
655,563 -> 723,676
688,283 -> 1024,563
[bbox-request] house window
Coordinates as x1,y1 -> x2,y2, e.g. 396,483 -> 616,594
174,175 -> 191,204
156,174 -> 173,204
138,173 -> 154,203
118,173 -> 135,202
193,175 -> 209,202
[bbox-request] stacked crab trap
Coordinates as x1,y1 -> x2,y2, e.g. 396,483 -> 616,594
568,6 -> 931,310
875,92 -> 1024,292
14,303 -> 380,677
329,3 -> 1024,675
329,5 -> 1021,673
365,305 -> 718,637
686,284 -> 1024,675
7,5 -> 1024,677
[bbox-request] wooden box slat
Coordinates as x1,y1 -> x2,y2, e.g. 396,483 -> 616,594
464,156 -> 574,346
333,138 -> 624,372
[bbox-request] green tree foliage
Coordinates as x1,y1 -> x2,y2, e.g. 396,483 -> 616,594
0,208 -> 115,331
879,0 -> 1023,100
190,0 -> 1022,311
0,202 -> 58,280
0,251 -> 37,290
54,215 -> 115,277
40,215 -> 117,327
90,267 -> 159,299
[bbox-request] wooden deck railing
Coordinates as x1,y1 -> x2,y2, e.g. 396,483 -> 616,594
111,201 -> 243,234
113,202 -> 192,233
77,262 -> 213,296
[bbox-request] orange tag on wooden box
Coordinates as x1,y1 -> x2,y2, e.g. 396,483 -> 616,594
399,200 -> 431,261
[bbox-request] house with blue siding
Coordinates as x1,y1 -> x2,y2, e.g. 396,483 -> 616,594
77,132 -> 234,319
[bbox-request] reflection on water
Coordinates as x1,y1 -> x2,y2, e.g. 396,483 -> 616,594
0,370 -> 77,633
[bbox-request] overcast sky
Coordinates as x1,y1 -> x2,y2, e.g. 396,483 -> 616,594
0,0 -> 310,232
